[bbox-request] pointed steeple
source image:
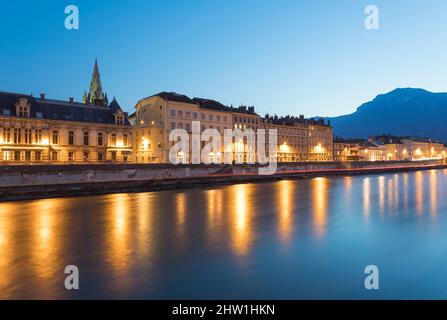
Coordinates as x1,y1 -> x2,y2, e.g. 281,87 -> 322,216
84,59 -> 107,106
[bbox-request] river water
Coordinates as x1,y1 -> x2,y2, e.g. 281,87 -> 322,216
1,169 -> 447,299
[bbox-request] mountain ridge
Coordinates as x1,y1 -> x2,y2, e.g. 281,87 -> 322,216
326,88 -> 447,142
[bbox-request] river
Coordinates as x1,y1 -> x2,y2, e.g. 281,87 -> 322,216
1,169 -> 447,299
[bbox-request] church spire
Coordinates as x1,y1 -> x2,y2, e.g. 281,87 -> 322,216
84,59 -> 107,106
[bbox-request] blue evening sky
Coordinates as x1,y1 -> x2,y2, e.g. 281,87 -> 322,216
1,0 -> 447,116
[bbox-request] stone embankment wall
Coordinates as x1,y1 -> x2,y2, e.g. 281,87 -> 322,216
0,160 -> 443,201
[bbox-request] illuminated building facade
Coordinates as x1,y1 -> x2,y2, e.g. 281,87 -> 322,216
0,61 -> 132,163
401,139 -> 445,160
133,92 -> 334,163
132,92 -> 232,163
262,116 -> 309,162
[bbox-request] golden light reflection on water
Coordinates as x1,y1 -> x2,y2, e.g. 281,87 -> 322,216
363,178 -> 371,219
403,173 -> 409,209
415,171 -> 424,216
344,176 -> 352,204
378,176 -> 385,214
0,169 -> 445,298
429,170 -> 438,217
393,174 -> 400,208
106,194 -> 132,278
206,189 -> 224,245
135,192 -> 154,258
0,203 -> 15,296
31,199 -> 64,292
277,180 -> 295,243
387,177 -> 394,211
312,177 -> 328,237
229,184 -> 253,256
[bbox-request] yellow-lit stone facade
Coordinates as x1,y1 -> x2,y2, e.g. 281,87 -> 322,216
133,92 -> 334,163
307,123 -> 333,161
0,94 -> 132,164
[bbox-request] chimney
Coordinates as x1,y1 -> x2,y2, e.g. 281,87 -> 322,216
248,106 -> 255,113
40,93 -> 45,100
69,97 -> 74,104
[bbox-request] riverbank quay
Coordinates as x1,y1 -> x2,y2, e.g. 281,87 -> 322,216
0,160 -> 444,201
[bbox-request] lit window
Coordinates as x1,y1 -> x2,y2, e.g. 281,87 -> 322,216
52,130 -> 59,145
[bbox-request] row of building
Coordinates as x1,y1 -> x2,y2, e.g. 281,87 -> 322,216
130,92 -> 333,163
0,60 -> 445,165
0,61 -> 333,164
334,135 -> 446,162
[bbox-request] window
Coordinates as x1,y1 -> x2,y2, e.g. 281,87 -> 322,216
3,128 -> 11,143
201,113 -> 205,121
83,152 -> 89,161
171,122 -> 176,130
111,134 -> 116,147
98,132 -> 103,146
123,134 -> 128,147
68,131 -> 74,146
35,151 -> 41,161
68,151 -> 75,161
186,112 -> 190,119
14,151 -> 21,161
83,131 -> 89,146
178,123 -> 183,129
98,151 -> 104,161
25,151 -> 31,161
111,151 -> 117,161
52,130 -> 58,145
178,111 -> 183,118
116,115 -> 124,125
209,114 -> 213,121
18,105 -> 30,117
51,151 -> 58,161
186,123 -> 191,132
217,115 -> 221,122
2,150 -> 12,160
224,116 -> 227,122
24,128 -> 32,144
13,128 -> 21,144
35,129 -> 42,144
171,110 -> 176,117
193,112 -> 198,120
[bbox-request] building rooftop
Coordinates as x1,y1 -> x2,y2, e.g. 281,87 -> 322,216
144,91 -> 198,105
0,91 -> 130,125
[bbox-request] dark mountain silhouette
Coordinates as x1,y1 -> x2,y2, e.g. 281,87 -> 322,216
328,88 -> 447,142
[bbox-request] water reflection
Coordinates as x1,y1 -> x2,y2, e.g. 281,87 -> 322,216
415,171 -> 424,216
276,180 -> 295,243
0,169 -> 446,299
363,178 -> 371,219
0,203 -> 15,298
206,189 -> 224,246
312,177 -> 328,237
429,170 -> 438,217
230,184 -> 253,256
344,176 -> 352,204
106,194 -> 132,280
32,199 -> 61,279
378,176 -> 385,214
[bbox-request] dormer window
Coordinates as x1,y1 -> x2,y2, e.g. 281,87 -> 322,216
114,111 -> 125,125
15,98 -> 31,117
